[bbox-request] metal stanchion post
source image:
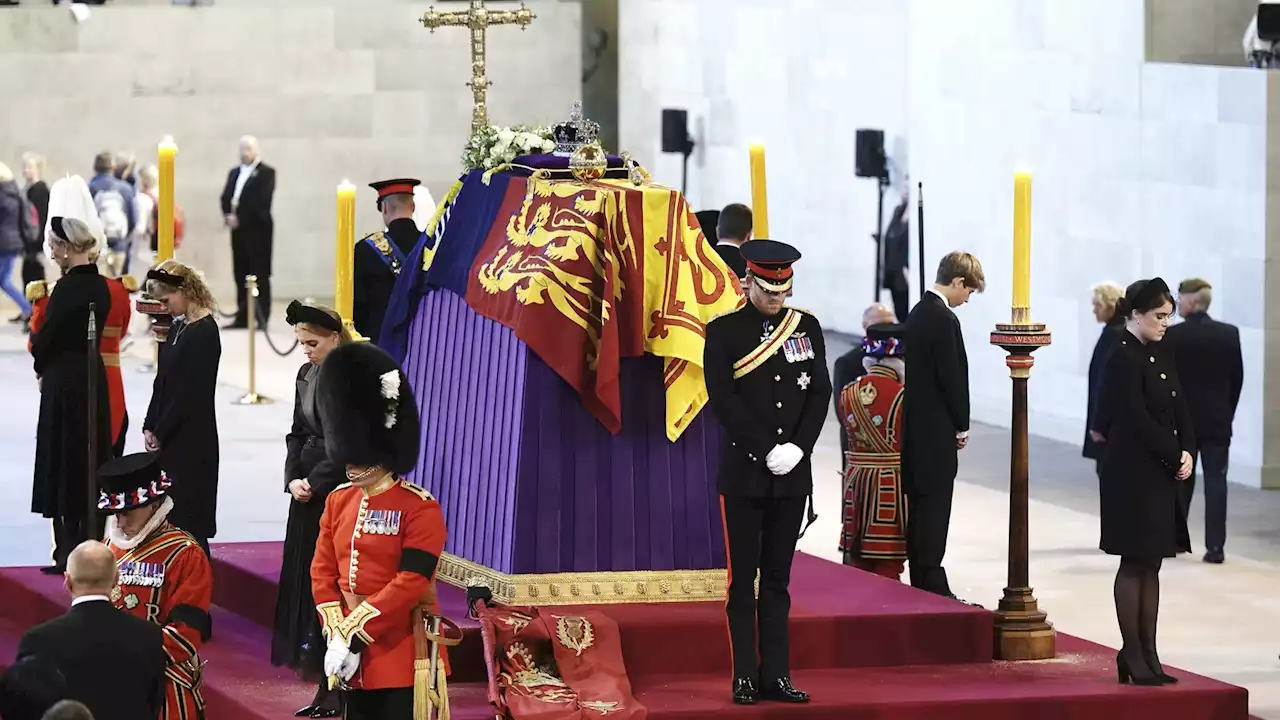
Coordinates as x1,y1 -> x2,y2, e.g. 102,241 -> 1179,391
234,275 -> 273,406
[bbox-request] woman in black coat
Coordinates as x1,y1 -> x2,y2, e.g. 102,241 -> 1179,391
1083,282 -> 1126,471
271,301 -> 350,718
30,215 -> 111,573
1095,277 -> 1194,687
142,260 -> 221,556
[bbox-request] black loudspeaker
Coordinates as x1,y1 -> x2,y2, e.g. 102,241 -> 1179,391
662,109 -> 691,154
1260,4 -> 1280,41
855,129 -> 887,179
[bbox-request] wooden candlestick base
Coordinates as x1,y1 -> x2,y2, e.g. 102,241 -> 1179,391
989,321 -> 1055,661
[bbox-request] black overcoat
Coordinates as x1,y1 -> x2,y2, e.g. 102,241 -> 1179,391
704,303 -> 831,498
144,314 -> 221,540
1083,317 -> 1125,460
30,264 -> 112,519
901,292 -> 969,495
272,361 -> 346,673
1095,329 -> 1194,558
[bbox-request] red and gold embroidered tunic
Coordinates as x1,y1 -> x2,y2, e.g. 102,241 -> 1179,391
107,521 -> 213,720
838,365 -> 908,572
311,475 -> 448,690
28,276 -> 134,443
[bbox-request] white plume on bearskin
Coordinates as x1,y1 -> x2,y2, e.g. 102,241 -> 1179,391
44,174 -> 105,251
316,342 -> 421,474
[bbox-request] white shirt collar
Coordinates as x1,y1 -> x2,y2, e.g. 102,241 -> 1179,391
927,287 -> 949,305
71,595 -> 110,606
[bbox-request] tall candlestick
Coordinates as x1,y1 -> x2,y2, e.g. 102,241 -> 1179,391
749,143 -> 770,239
157,136 -> 177,262
335,180 -> 357,329
1012,171 -> 1032,316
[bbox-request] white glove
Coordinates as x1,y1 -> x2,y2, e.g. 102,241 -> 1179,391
339,651 -> 361,681
766,443 -> 804,475
324,636 -> 350,678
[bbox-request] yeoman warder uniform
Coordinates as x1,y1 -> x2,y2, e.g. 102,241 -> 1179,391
354,179 -> 423,344
310,342 -> 454,720
100,451 -> 214,720
703,239 -> 831,705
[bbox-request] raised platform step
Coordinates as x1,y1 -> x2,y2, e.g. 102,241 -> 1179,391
632,635 -> 1247,719
210,542 -> 995,679
0,567 -> 506,719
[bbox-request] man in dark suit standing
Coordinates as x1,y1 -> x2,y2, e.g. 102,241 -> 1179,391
1164,278 -> 1243,565
219,135 -> 276,328
902,251 -> 984,598
355,178 -> 422,344
14,541 -> 165,720
713,203 -> 752,279
704,239 -> 829,706
880,183 -> 911,321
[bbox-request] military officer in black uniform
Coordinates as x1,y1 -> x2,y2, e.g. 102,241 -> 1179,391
703,239 -> 830,706
354,178 -> 423,344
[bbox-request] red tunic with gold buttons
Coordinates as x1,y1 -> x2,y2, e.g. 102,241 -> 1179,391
311,474 -> 448,690
108,521 -> 213,720
27,276 -> 134,445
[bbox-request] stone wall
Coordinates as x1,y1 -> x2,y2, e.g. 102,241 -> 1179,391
0,0 -> 581,300
1146,0 -> 1258,67
620,0 -> 1273,487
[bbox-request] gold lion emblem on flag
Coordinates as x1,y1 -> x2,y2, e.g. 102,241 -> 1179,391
555,615 -> 595,656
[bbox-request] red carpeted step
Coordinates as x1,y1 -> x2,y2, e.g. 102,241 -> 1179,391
0,567 -> 500,720
211,543 -> 994,679
633,636 -> 1248,719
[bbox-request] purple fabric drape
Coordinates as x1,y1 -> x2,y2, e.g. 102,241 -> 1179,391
403,289 -> 727,575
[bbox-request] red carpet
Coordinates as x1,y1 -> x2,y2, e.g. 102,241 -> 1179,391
0,543 -> 1250,719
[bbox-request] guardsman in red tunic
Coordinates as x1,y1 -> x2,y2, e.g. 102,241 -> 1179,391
310,342 -> 453,720
838,323 -> 909,580
100,451 -> 213,720
28,273 -> 136,456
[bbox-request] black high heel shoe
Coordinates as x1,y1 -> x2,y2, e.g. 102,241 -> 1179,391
1116,652 -> 1163,687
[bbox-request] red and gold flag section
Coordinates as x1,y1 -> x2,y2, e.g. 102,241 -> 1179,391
464,176 -> 744,441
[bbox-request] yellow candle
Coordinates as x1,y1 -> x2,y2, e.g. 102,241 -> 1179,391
1012,171 -> 1032,310
157,136 -> 177,262
335,180 -> 357,327
749,143 -> 770,240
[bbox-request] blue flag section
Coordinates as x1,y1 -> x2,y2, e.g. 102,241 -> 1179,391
379,169 -> 518,361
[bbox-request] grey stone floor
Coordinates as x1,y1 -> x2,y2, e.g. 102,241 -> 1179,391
0,315 -> 1276,716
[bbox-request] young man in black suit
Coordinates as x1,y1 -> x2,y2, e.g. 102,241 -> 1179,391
901,251 -> 984,599
1164,278 -> 1243,564
219,135 -> 276,328
713,203 -> 752,279
14,541 -> 165,720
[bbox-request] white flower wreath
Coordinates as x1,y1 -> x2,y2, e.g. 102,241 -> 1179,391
462,124 -> 557,171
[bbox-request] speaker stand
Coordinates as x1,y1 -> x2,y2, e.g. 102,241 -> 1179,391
873,174 -> 889,302
680,149 -> 692,198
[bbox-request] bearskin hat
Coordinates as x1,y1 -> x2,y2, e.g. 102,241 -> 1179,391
316,342 -> 420,475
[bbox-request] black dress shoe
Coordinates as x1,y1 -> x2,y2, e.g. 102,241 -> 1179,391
293,706 -> 316,718
732,677 -> 758,705
39,565 -> 65,575
760,677 -> 809,703
307,708 -> 340,718
1204,550 -> 1224,564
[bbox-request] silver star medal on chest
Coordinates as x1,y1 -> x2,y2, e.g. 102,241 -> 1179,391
797,371 -> 811,390
761,322 -> 773,343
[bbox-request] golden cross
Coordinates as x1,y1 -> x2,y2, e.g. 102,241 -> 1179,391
420,0 -> 536,135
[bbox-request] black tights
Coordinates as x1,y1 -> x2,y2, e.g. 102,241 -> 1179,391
1114,556 -> 1165,677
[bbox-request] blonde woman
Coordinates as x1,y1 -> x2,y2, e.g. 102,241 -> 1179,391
143,259 -> 221,556
21,152 -> 48,286
1084,281 -> 1126,471
0,162 -> 32,323
273,301 -> 351,717
30,179 -> 114,573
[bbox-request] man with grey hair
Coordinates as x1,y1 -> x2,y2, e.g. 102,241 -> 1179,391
88,152 -> 136,276
1164,278 -> 1243,565
219,135 -> 276,327
13,542 -> 165,720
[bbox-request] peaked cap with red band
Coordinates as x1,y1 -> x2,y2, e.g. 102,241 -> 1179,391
369,178 -> 421,210
741,239 -> 802,293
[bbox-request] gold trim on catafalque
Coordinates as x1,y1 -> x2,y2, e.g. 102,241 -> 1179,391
435,552 -> 730,606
